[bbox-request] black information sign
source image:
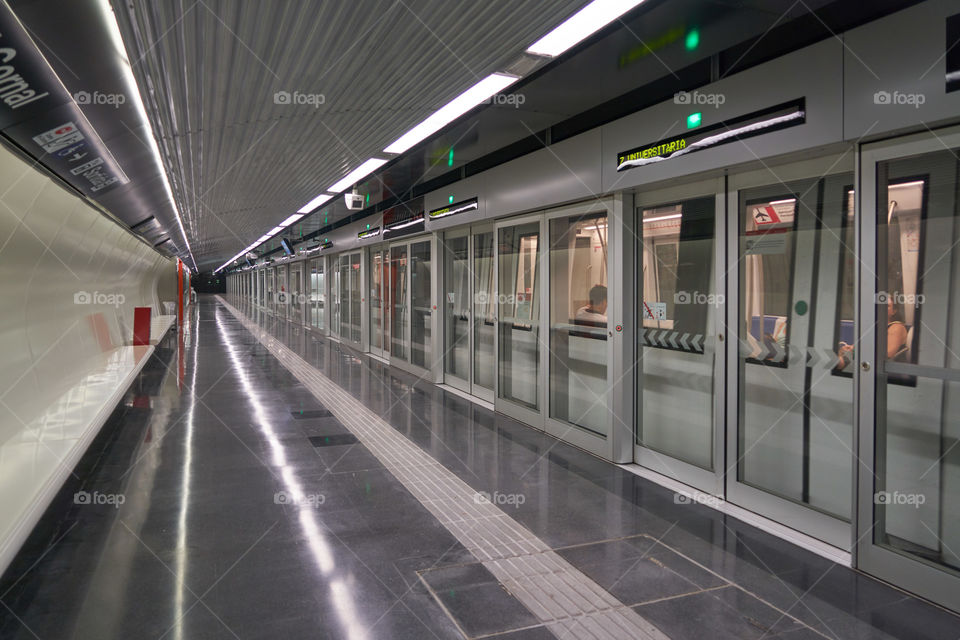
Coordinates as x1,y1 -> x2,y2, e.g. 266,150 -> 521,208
616,99 -> 805,173
0,4 -> 129,197
429,197 -> 478,219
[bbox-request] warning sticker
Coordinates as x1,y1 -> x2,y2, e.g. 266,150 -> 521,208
642,301 -> 667,320
33,122 -> 86,153
751,201 -> 795,226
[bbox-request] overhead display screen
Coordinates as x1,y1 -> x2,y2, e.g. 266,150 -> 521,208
616,99 -> 805,173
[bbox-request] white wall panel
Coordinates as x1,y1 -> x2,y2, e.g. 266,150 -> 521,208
0,141 -> 175,574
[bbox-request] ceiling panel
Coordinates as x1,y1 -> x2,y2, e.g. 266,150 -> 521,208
113,0 -> 586,269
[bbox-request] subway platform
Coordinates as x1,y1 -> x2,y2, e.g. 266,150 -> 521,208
1,296 -> 957,640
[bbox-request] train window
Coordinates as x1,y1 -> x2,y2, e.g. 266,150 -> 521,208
879,177 -> 926,385
640,197 -> 715,351
832,189 -> 857,376
509,233 -> 539,328
740,194 -> 798,367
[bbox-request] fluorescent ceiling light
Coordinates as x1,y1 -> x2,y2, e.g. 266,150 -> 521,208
891,180 -> 925,188
279,213 -> 304,226
328,158 -> 389,193
526,0 -> 647,57
384,73 -> 519,154
268,226 -> 284,235
297,193 -> 335,214
97,0 -> 197,273
643,213 -> 681,223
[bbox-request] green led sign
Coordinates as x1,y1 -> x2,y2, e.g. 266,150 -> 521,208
687,112 -> 702,129
448,195 -> 454,204
685,28 -> 700,51
447,148 -> 454,167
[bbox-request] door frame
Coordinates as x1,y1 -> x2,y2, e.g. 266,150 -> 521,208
856,125 -> 960,613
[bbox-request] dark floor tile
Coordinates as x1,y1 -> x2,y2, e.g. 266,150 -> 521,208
635,587 -> 810,640
422,562 -> 540,637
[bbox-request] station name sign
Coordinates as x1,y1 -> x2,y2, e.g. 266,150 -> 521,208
429,197 -> 478,219
616,99 -> 805,173
357,227 -> 381,240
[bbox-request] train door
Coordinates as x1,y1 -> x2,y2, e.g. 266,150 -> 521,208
635,178 -> 725,493
726,155 -> 855,549
858,128 -> 960,612
441,225 -> 494,402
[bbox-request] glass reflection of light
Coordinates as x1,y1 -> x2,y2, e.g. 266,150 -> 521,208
174,311 -> 198,640
214,312 -> 367,640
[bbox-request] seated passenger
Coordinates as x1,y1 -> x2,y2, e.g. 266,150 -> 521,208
575,284 -> 608,325
886,299 -> 909,361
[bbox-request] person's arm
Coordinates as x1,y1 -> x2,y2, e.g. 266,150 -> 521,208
887,323 -> 908,359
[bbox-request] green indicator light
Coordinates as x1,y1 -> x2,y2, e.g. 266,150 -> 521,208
448,195 -> 454,204
447,148 -> 454,167
366,223 -> 370,229
687,112 -> 702,129
685,28 -> 700,51
366,193 -> 370,204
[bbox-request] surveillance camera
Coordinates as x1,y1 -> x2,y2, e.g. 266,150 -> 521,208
345,193 -> 364,210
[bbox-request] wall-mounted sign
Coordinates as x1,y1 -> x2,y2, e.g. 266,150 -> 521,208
318,240 -> 333,250
0,5 -> 129,197
429,197 -> 478,219
357,227 -> 381,240
617,99 -> 805,173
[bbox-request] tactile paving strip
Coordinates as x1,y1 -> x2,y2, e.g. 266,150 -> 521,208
220,297 -> 670,640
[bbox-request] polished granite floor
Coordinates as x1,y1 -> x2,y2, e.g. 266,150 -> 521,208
1,296 -> 958,639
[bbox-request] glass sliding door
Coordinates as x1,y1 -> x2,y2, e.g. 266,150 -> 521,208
443,232 -> 471,391
473,230 -> 495,401
410,241 -> 432,368
309,258 -> 324,331
728,161 -> 855,548
390,245 -> 408,360
859,130 -> 960,613
334,252 -> 362,346
370,248 -> 388,358
442,228 -> 494,401
635,188 -> 721,491
267,268 -> 276,312
496,216 -> 542,424
548,211 -> 610,437
291,262 -> 304,324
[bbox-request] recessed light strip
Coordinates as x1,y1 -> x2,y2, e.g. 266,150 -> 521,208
526,0 -> 647,58
97,0 -> 197,272
328,158 -> 389,193
384,73 -> 519,154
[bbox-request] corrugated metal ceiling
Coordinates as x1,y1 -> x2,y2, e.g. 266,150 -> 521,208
113,0 -> 585,270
